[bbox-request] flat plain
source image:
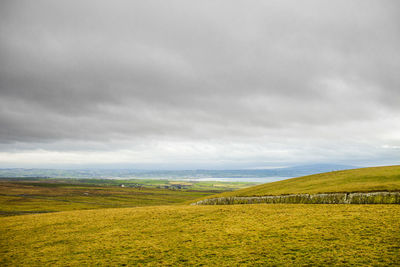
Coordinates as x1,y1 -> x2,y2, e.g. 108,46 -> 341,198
0,178 -> 254,216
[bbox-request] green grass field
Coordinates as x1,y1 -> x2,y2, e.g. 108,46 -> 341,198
1,204 -> 399,266
1,166 -> 400,265
209,165 -> 400,199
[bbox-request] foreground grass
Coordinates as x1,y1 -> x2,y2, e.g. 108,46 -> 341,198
1,204 -> 399,266
210,165 -> 400,198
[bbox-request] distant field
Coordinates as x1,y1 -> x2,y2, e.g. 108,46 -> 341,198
209,165 -> 400,199
0,178 -> 255,216
1,204 -> 399,266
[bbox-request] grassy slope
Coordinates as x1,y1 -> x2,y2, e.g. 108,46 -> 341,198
1,204 -> 399,266
209,165 -> 400,198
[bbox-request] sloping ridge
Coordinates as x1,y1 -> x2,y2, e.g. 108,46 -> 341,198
194,165 -> 400,204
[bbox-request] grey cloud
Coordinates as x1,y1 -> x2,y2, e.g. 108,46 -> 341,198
0,0 -> 399,167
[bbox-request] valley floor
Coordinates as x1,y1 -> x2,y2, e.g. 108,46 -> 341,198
0,179 -> 230,216
1,204 -> 399,266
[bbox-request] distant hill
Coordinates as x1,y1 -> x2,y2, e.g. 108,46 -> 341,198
0,163 -> 356,180
208,165 -> 400,198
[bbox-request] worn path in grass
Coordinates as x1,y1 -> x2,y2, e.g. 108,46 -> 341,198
1,204 -> 399,266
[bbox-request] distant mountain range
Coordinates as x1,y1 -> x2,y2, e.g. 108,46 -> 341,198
0,164 -> 357,180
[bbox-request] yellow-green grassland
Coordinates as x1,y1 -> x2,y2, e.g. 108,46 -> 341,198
1,205 -> 399,266
210,165 -> 400,198
1,166 -> 400,266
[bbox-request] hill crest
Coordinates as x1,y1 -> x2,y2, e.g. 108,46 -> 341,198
204,165 -> 400,199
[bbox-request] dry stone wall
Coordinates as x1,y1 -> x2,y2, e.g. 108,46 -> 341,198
191,191 -> 400,205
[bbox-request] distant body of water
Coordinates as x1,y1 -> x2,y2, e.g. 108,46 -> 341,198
136,176 -> 293,183
94,176 -> 294,183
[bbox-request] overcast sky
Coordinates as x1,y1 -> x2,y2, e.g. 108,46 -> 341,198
0,0 -> 399,169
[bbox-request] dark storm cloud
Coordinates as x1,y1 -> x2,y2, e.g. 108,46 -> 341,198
0,0 -> 399,166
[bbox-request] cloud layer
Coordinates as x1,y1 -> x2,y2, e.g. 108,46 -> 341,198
0,0 -> 399,168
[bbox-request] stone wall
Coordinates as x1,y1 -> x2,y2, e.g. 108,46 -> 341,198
191,191 -> 400,205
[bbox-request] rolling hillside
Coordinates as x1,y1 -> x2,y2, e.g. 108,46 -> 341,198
1,204 -> 400,266
1,165 -> 400,265
208,165 -> 400,199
